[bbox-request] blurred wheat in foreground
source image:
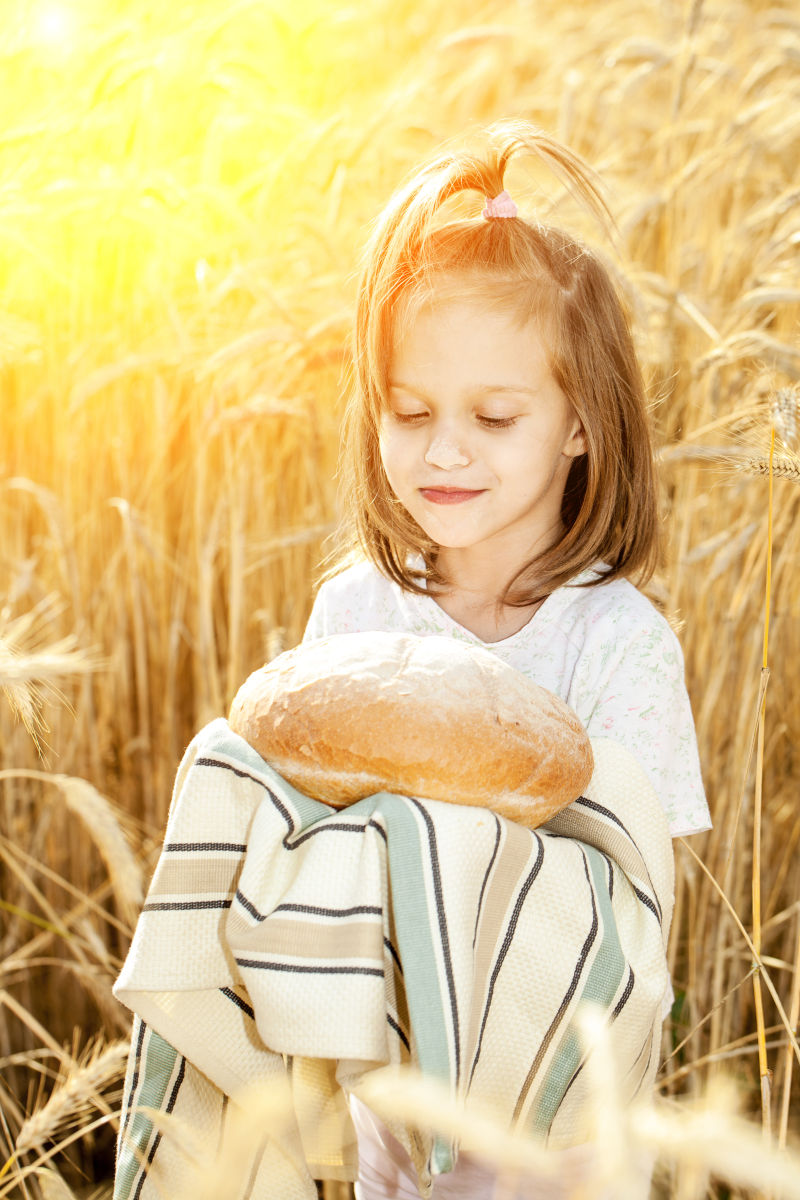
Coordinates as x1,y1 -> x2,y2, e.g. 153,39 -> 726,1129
2,0 -> 799,1195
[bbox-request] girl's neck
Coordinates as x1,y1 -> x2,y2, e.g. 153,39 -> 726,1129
428,552 -> 547,642
430,587 -> 545,643
426,524 -> 564,640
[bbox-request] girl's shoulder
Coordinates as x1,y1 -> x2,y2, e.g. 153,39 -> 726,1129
556,566 -> 676,633
305,558 -> 418,640
546,567 -> 682,654
315,557 -> 395,604
321,555 -> 381,582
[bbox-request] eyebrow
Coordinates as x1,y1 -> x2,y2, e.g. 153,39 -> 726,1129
388,381 -> 537,397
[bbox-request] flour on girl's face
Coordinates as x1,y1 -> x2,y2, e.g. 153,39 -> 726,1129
379,294 -> 586,596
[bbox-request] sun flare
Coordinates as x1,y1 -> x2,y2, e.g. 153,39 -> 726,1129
31,0 -> 77,46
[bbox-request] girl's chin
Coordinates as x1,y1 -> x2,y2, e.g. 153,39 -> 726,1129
414,526 -> 482,551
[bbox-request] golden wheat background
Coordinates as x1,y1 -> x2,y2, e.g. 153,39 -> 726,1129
1,0 -> 799,1195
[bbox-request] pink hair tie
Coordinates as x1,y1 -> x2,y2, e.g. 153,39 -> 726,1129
482,189 -> 518,219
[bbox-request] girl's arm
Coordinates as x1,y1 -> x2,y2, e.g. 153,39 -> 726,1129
572,616 -> 710,838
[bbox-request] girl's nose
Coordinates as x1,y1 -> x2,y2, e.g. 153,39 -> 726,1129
424,433 -> 470,470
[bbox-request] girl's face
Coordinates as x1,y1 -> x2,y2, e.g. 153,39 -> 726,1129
379,295 -> 586,580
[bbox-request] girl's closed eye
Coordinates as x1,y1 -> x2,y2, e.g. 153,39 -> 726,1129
389,409 -> 428,424
477,414 -> 518,429
388,409 -> 519,429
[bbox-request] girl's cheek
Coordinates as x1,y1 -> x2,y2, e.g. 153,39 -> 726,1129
377,427 -> 393,467
378,429 -> 402,484
379,423 -> 412,465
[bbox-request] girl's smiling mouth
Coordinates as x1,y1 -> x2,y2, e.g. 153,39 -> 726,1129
419,487 -> 487,504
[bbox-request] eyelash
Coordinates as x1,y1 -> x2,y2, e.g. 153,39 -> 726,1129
478,416 -> 518,429
391,412 -> 518,429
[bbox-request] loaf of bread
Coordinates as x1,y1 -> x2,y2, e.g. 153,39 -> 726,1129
228,631 -> 593,829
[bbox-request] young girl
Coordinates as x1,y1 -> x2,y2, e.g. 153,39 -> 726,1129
300,121 -> 711,1197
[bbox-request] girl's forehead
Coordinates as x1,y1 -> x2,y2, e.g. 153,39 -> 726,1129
391,270 -> 556,347
387,297 -> 560,399
391,284 -> 555,362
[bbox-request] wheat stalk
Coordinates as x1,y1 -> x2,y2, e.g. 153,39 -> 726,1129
0,770 -> 144,925
751,428 -> 775,1149
33,1169 -> 81,1199
14,1040 -> 129,1156
0,596 -> 101,750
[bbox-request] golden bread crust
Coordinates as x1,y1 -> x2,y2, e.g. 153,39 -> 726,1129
228,632 -> 593,829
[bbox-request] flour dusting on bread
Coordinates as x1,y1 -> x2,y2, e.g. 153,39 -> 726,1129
228,632 -> 593,829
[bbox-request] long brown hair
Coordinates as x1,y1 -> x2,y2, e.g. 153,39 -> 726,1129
326,121 -> 659,606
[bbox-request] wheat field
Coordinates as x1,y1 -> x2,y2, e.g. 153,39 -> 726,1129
1,0 -> 799,1196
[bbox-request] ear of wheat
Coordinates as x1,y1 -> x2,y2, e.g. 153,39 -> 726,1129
14,1040 -> 130,1156
739,454 -> 800,483
771,385 -> 799,450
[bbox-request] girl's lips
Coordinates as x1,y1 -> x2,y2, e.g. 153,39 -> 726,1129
419,487 -> 486,505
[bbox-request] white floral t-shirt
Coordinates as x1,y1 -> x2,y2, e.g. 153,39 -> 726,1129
303,559 -> 710,838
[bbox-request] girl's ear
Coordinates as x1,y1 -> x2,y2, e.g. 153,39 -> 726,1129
565,415 -> 587,458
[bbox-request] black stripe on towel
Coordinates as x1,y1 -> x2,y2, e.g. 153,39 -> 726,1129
368,818 -> 389,842
473,816 -> 502,950
633,886 -> 661,924
468,833 -> 545,1088
235,894 -> 384,922
408,797 -> 461,1087
195,757 -> 297,834
572,795 -> 631,835
235,888 -> 267,922
384,937 -> 403,973
165,842 -> 247,853
132,1055 -> 186,1200
387,1012 -> 411,1052
513,849 -> 599,1122
612,965 -> 636,1019
548,963 -> 637,1131
274,903 -> 383,918
573,796 -> 663,923
235,958 -> 384,977
286,821 -> 371,848
121,1015 -> 147,1139
220,987 -> 255,1020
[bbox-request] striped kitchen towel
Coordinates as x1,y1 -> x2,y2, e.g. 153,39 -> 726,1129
113,717 -> 674,1199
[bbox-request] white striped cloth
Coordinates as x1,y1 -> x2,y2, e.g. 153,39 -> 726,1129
113,718 -> 674,1199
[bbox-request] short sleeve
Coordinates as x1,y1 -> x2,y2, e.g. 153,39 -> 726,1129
572,618 -> 710,838
301,585 -> 329,643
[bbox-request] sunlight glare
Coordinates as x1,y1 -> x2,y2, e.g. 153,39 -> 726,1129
33,2 -> 76,48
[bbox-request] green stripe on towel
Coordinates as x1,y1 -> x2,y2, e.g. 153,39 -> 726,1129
380,794 -> 456,1175
528,845 -> 626,1135
115,1026 -> 180,1200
